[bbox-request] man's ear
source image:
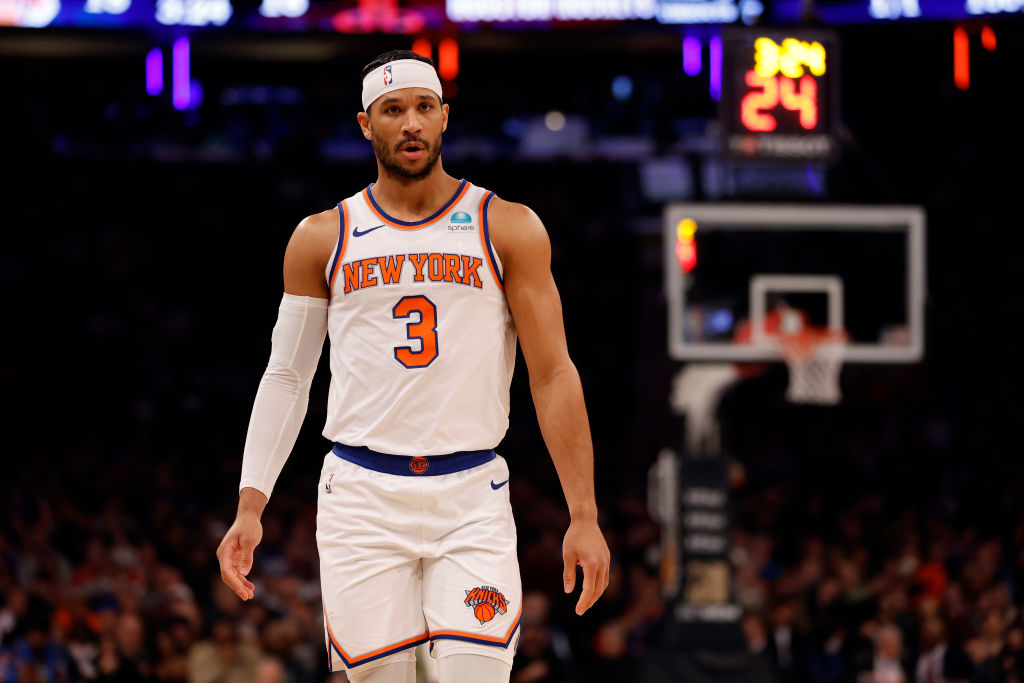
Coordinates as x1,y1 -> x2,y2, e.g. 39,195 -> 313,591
357,111 -> 372,140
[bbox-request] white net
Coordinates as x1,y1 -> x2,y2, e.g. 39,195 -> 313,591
779,330 -> 847,405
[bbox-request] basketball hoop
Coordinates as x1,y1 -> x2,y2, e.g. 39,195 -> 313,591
778,328 -> 847,405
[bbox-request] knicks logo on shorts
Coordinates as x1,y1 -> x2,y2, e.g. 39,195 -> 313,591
409,457 -> 429,474
464,585 -> 509,624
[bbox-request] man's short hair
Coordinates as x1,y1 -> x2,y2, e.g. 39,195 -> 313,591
360,50 -> 437,82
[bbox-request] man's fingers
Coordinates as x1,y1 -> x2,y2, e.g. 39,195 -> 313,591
235,545 -> 256,597
234,557 -> 256,593
219,561 -> 253,600
574,556 -> 612,615
235,568 -> 256,596
240,547 -> 255,577
575,560 -> 599,615
233,539 -> 257,599
563,522 -> 611,615
563,556 -> 576,594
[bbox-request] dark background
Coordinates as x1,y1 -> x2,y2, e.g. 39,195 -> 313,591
2,14 -> 1024,683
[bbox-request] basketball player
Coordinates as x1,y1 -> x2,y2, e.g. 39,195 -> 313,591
215,50 -> 610,683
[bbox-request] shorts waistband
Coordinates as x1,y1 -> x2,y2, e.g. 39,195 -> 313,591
331,443 -> 496,476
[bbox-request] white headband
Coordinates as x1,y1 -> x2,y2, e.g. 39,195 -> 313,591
361,59 -> 443,112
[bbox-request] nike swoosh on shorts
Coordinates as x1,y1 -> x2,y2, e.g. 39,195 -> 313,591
490,480 -> 509,490
352,224 -> 385,237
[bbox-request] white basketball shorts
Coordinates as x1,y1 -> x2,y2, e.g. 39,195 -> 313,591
315,445 -> 522,673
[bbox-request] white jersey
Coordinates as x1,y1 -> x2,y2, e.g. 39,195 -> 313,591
322,179 -> 516,456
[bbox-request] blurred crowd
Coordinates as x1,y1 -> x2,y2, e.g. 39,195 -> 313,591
731,492 -> 1024,683
4,380 -> 1024,683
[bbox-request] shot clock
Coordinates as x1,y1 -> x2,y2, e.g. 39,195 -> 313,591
720,28 -> 840,162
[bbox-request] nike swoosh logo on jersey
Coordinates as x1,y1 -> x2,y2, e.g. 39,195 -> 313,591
352,224 -> 385,237
490,480 -> 509,490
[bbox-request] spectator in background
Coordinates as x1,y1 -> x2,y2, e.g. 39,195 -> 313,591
152,617 -> 192,681
255,656 -> 287,683
965,631 -> 1002,683
186,616 -> 260,683
101,612 -> 152,680
510,590 -> 575,683
2,607 -> 74,682
64,620 -> 99,680
260,613 -> 315,681
768,595 -> 810,682
915,615 -> 948,683
1002,623 -> 1024,683
805,619 -> 851,683
742,610 -> 779,680
0,587 -> 28,646
91,608 -> 142,680
858,623 -> 909,683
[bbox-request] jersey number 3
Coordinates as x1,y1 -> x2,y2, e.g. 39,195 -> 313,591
393,295 -> 438,368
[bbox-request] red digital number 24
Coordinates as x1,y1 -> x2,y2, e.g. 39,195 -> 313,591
741,70 -> 818,132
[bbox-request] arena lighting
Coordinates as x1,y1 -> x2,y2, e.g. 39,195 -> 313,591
258,0 -> 308,18
156,0 -> 232,25
172,37 -> 190,110
806,162 -> 823,194
146,48 -> 163,96
741,37 -> 824,131
412,37 -> 431,59
611,75 -> 633,101
438,38 -> 458,80
709,34 -> 722,101
683,36 -> 702,76
658,1 -> 736,23
446,0 -> 656,22
868,0 -> 920,20
706,308 -> 733,334
0,0 -> 60,26
981,25 -> 996,50
954,26 -> 969,90
332,0 -> 426,33
85,0 -> 130,15
966,0 -> 1024,15
753,37 -> 825,79
544,111 -> 566,132
675,218 -> 697,273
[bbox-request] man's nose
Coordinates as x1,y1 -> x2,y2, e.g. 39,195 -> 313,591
400,111 -> 423,137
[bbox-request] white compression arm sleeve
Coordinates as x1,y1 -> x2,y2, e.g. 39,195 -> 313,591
239,294 -> 328,499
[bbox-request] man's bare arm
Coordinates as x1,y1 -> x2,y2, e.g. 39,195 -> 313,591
283,209 -> 338,298
489,198 -> 610,615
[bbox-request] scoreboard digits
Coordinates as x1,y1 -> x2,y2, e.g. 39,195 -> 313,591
721,29 -> 839,162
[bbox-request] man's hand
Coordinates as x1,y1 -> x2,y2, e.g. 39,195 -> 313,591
216,513 -> 261,600
216,490 -> 266,601
562,518 -> 610,616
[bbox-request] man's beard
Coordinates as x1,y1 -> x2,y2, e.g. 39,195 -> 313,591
372,131 -> 443,181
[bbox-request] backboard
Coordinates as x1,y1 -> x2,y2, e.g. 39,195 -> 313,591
663,203 -> 926,363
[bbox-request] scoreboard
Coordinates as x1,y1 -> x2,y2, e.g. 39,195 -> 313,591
720,28 -> 840,162
0,0 -> 1014,30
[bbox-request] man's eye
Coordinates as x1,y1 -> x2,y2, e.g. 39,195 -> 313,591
388,106 -> 400,114
420,103 -> 432,110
